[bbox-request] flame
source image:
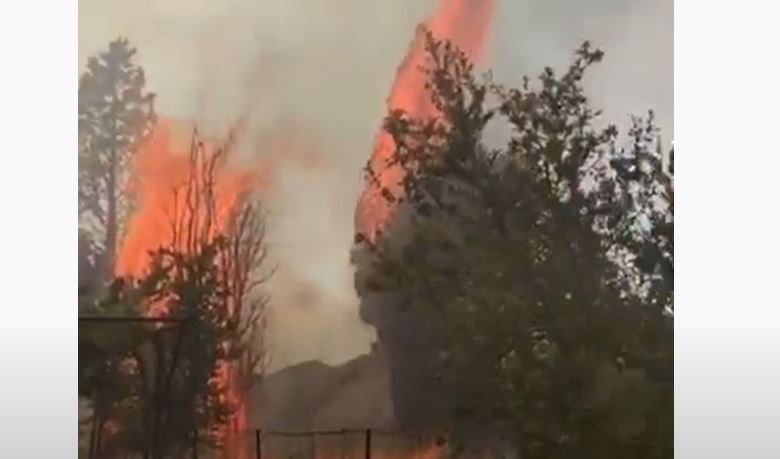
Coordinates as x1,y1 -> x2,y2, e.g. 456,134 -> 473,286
356,0 -> 496,242
115,119 -> 264,458
115,120 -> 260,279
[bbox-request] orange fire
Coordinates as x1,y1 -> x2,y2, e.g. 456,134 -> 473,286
115,119 -> 263,458
115,121 -> 260,280
356,0 -> 496,242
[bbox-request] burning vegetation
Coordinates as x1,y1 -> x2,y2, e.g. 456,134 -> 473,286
79,1 -> 672,458
356,0 -> 496,243
80,119 -> 270,458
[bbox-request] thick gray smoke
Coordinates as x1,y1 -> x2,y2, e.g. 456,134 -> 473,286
79,0 -> 672,376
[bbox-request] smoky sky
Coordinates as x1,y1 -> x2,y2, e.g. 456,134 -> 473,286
79,0 -> 672,372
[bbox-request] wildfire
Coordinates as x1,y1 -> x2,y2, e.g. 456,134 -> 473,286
115,120 -> 260,280
105,0 -> 497,455
115,119 -> 264,459
356,0 -> 496,243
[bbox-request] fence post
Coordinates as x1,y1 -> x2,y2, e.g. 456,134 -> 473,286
191,428 -> 198,459
364,428 -> 372,459
255,429 -> 262,459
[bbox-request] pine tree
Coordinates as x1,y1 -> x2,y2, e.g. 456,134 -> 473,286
79,37 -> 156,284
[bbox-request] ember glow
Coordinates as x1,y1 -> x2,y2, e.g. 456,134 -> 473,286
356,0 -> 496,242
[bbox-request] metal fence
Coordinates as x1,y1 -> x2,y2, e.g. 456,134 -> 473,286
77,428 -> 444,459
246,428 -> 444,459
79,317 -> 445,459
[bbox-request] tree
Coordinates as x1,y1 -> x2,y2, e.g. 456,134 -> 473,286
79,128 -> 270,459
356,32 -> 673,458
79,37 -> 156,285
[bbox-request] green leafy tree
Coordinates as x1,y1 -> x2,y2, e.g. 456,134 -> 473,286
79,37 -> 156,284
357,32 -> 673,458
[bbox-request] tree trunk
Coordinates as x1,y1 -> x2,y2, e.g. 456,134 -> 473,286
105,148 -> 117,278
88,411 -> 99,459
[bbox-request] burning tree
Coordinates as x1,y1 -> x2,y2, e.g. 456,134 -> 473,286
355,32 -> 673,458
353,0 -> 495,437
80,125 -> 271,459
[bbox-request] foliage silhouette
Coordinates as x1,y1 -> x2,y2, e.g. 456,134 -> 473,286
357,31 -> 673,458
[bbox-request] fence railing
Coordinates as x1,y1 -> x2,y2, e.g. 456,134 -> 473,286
247,428 -> 444,459
79,426 -> 445,459
79,317 -> 445,459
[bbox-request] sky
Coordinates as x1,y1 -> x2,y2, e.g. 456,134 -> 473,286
79,0 -> 673,372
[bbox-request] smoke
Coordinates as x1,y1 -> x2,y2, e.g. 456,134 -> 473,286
491,0 -> 673,137
79,0 -> 672,372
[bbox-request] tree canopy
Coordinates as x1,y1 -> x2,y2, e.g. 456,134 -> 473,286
356,31 -> 673,458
